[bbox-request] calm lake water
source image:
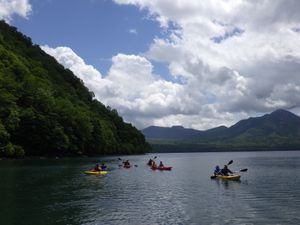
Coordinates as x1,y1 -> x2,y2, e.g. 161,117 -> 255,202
0,151 -> 300,225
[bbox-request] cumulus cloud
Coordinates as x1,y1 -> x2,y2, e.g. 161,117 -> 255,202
41,46 -> 109,94
42,46 -> 196,128
112,0 -> 300,125
44,1 -> 300,130
41,45 -> 245,130
0,0 -> 32,21
129,28 -> 137,34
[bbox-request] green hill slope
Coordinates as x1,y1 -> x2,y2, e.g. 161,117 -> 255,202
0,20 -> 150,157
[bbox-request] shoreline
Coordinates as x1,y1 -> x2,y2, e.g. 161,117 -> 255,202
1,149 -> 300,160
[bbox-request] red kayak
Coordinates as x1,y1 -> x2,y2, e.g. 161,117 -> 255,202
151,166 -> 172,171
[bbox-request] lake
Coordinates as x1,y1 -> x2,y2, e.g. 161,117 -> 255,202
0,151 -> 300,225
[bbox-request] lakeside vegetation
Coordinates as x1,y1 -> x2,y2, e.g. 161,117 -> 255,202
148,139 -> 300,153
0,20 -> 150,158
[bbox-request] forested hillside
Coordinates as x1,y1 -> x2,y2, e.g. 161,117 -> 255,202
0,20 -> 150,157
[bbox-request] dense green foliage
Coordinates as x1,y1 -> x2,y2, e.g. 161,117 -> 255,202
145,109 -> 300,152
0,20 -> 150,157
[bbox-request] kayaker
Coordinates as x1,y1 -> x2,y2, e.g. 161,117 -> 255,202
158,161 -> 164,168
101,162 -> 107,171
152,161 -> 157,169
220,165 -> 233,176
214,165 -> 221,175
123,160 -> 130,167
93,164 -> 101,171
147,159 -> 153,166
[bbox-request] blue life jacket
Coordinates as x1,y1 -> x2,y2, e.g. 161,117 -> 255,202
214,166 -> 220,174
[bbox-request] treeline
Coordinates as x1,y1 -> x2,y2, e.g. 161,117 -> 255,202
149,141 -> 300,153
147,132 -> 300,153
0,20 -> 150,157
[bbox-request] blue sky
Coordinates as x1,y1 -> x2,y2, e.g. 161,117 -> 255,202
11,0 -> 163,74
2,0 -> 300,130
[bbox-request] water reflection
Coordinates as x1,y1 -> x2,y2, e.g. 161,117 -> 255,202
213,178 -> 241,189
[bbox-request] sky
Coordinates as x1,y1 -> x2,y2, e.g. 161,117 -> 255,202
1,0 -> 300,130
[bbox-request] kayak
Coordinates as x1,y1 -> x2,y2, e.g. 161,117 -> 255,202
124,165 -> 131,168
215,174 -> 240,181
84,170 -> 107,175
151,166 -> 172,171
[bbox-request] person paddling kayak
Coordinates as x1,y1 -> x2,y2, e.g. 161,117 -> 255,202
214,165 -> 221,175
151,161 -> 157,169
123,160 -> 131,168
220,165 -> 233,176
100,162 -> 107,171
158,161 -> 164,168
93,164 -> 101,171
147,159 -> 153,166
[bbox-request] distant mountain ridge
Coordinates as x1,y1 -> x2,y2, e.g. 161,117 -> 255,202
142,125 -> 203,139
142,109 -> 300,152
223,109 -> 300,139
142,109 -> 300,139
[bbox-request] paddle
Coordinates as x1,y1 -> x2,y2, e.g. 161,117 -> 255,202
227,160 -> 233,165
210,160 -> 234,179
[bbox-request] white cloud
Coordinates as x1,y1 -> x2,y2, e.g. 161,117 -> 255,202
41,45 -> 214,129
41,45 -> 104,86
41,46 -> 114,104
129,28 -> 137,34
43,1 -> 300,130
0,0 -> 32,21
112,0 -> 300,125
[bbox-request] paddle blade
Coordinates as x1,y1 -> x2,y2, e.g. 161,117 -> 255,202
154,156 -> 157,159
227,160 -> 233,165
210,175 -> 217,179
118,158 -> 122,160
240,168 -> 248,172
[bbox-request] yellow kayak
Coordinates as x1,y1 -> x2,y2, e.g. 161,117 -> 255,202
216,174 -> 240,181
84,170 -> 108,175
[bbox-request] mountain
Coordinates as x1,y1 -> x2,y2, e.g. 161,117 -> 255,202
0,20 -> 150,158
142,109 -> 300,152
142,125 -> 203,139
224,109 -> 300,140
